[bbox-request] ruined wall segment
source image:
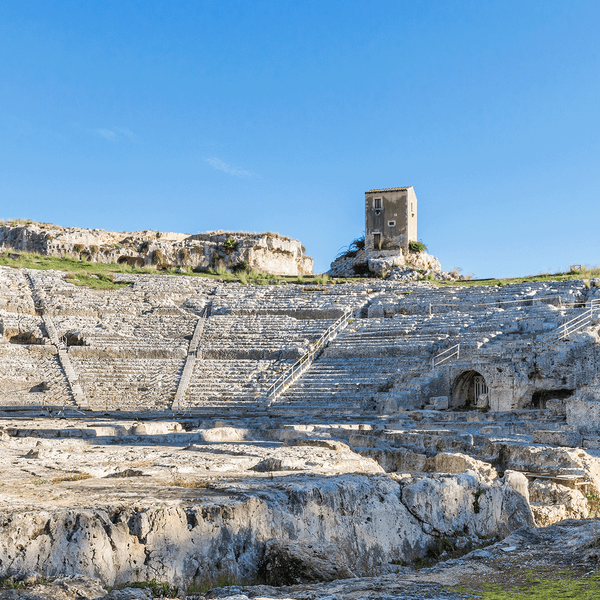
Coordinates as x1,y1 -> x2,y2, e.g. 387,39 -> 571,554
0,222 -> 314,276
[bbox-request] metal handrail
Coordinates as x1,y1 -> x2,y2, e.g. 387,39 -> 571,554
431,343 -> 460,368
538,299 -> 599,350
263,309 -> 354,405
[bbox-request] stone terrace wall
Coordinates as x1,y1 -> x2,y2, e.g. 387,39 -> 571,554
0,222 -> 314,276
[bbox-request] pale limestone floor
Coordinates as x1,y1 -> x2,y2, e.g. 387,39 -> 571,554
0,416 -> 383,511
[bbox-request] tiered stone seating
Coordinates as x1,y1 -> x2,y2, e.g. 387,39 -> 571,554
201,315 -> 338,358
184,358 -> 294,412
0,345 -> 70,407
210,282 -> 372,317
272,358 -> 410,414
1,268 -> 596,417
71,357 -> 184,411
0,267 -> 36,314
274,280 -> 594,415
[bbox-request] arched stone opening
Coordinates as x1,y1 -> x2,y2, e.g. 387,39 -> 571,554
452,370 -> 488,409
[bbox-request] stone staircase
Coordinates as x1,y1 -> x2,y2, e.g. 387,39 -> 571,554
171,302 -> 211,411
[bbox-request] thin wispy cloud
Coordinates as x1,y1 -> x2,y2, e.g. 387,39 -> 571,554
92,127 -> 137,142
205,157 -> 257,178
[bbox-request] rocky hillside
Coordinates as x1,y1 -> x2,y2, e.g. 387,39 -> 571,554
0,220 -> 314,276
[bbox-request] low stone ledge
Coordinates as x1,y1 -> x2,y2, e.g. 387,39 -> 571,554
532,430 -> 583,448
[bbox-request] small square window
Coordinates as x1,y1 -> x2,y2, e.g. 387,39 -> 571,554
388,220 -> 396,227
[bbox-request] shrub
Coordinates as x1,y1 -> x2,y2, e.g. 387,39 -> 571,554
129,579 -> 178,598
232,260 -> 249,273
409,241 -> 427,253
73,244 -> 85,253
179,248 -> 191,263
223,237 -> 238,254
89,245 -> 99,254
193,244 -> 203,254
151,249 -> 166,265
336,236 -> 365,260
213,266 -> 233,279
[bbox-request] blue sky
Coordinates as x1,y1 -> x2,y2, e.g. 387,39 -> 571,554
1,1 -> 599,277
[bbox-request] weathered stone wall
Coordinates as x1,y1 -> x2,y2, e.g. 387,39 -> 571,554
364,187 -> 417,251
0,473 -> 532,588
0,223 -> 314,276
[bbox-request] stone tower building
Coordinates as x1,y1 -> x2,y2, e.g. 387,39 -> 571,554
365,186 -> 417,251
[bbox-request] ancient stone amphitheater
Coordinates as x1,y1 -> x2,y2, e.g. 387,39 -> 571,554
1,266 -> 600,599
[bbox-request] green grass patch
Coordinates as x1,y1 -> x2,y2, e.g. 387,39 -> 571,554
0,252 -> 147,276
434,268 -> 600,287
185,573 -> 248,595
127,579 -> 179,598
467,571 -> 600,599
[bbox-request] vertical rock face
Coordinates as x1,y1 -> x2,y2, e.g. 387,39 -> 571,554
0,474 -> 533,589
0,223 -> 314,276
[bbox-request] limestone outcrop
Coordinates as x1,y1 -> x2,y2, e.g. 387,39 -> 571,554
0,472 -> 532,588
3,518 -> 600,599
327,247 -> 457,281
0,222 -> 313,276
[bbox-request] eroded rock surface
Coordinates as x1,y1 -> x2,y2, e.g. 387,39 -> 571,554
1,268 -> 600,596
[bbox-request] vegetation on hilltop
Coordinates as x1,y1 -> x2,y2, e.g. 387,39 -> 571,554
1,251 -> 598,290
435,265 -> 600,287
335,236 -> 365,260
0,251 -> 332,289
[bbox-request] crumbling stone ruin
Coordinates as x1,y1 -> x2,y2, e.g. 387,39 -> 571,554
1,264 -> 600,598
0,221 -> 314,276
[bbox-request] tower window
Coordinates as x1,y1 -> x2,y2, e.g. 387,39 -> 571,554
374,198 -> 382,209
388,220 -> 396,227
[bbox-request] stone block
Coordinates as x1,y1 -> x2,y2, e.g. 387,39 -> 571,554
429,396 -> 449,410
532,430 -> 582,448
546,398 -> 566,415
583,437 -> 600,450
367,255 -> 404,276
567,395 -> 600,428
476,393 -> 489,409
